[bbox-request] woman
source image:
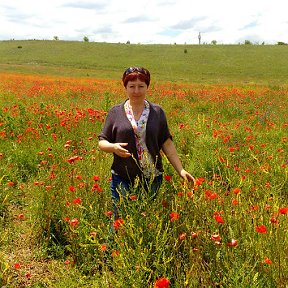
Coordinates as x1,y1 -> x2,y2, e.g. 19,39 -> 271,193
98,66 -> 194,216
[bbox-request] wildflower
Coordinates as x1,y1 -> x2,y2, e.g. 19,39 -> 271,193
7,181 -> 15,187
70,218 -> 80,227
72,197 -> 82,205
233,187 -> 241,194
25,273 -> 32,279
92,183 -> 103,192
101,244 -> 107,252
113,218 -> 124,230
129,195 -> 137,201
64,259 -> 72,265
270,215 -> 279,225
227,239 -> 238,248
104,210 -> 113,217
67,155 -> 82,164
231,199 -> 239,205
154,277 -> 170,288
69,186 -> 76,192
187,191 -> 194,198
92,175 -> 100,181
111,250 -> 120,257
169,211 -> 180,222
264,257 -> 272,265
179,123 -> 185,129
214,215 -> 225,224
164,175 -> 172,181
14,263 -> 21,269
179,232 -> 187,241
191,232 -> 198,238
195,177 -> 205,186
211,234 -> 221,241
89,232 -> 97,238
279,207 -> 288,215
17,213 -> 25,220
255,225 -> 267,233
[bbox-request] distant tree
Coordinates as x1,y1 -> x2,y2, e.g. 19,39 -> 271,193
53,36 -> 59,40
244,40 -> 252,45
126,40 -> 130,44
83,36 -> 89,42
277,41 -> 287,45
211,40 -> 217,45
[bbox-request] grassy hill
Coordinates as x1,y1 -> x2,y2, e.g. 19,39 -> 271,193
0,40 -> 287,85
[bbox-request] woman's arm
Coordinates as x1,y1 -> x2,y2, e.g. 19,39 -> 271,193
98,140 -> 131,158
162,138 -> 195,182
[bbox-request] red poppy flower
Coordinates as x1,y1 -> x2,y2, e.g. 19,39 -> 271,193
101,244 -> 107,252
231,199 -> 239,205
169,211 -> 180,222
129,195 -> 137,201
164,175 -> 172,181
67,155 -> 82,164
17,213 -> 25,220
195,177 -> 205,186
255,225 -> 267,233
154,277 -> 170,288
72,197 -> 82,205
7,181 -> 15,187
233,188 -> 241,194
89,232 -> 97,237
104,210 -> 113,217
14,263 -> 21,269
270,215 -> 279,224
179,232 -> 187,241
264,257 -> 272,265
279,207 -> 288,215
211,234 -> 221,241
227,239 -> 238,247
191,232 -> 198,238
25,273 -> 32,279
111,250 -> 120,257
214,215 -> 225,224
113,218 -> 124,230
70,218 -> 80,227
67,186 -> 75,192
92,175 -> 100,181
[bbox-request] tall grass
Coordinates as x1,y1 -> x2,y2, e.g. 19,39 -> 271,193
0,73 -> 287,287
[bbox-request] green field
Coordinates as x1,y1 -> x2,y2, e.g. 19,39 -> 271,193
0,40 -> 288,85
0,41 -> 287,287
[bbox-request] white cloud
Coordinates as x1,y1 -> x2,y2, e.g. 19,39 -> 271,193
0,0 -> 287,44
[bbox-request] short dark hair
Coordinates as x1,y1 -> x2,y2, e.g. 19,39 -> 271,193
122,66 -> 150,87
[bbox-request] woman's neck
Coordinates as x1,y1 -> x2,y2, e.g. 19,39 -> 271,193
128,99 -> 145,120
128,99 -> 145,110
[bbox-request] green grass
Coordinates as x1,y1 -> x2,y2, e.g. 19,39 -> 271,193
0,40 -> 288,85
0,41 -> 288,287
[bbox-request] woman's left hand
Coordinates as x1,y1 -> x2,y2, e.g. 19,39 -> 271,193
180,169 -> 195,183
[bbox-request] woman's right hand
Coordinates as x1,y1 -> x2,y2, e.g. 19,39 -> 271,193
113,143 -> 131,158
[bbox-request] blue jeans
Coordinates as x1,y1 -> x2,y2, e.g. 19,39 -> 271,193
111,174 -> 163,218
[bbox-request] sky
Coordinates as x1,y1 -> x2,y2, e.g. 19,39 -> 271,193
1,0 -> 287,44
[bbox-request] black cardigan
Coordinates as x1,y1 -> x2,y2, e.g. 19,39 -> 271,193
98,100 -> 172,181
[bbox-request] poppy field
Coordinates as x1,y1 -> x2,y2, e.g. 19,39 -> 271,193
0,72 -> 287,287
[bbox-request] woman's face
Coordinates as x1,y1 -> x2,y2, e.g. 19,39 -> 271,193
126,78 -> 148,100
